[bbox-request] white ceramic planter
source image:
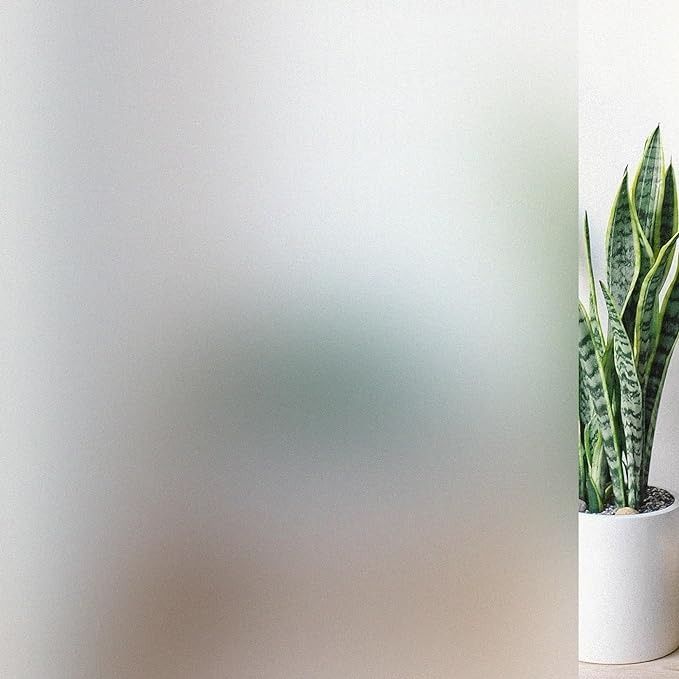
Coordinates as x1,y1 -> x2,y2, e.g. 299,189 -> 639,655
579,492 -> 679,664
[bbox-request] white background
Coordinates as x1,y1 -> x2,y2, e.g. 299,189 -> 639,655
580,1 -> 679,492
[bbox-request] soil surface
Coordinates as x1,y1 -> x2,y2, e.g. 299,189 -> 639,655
598,486 -> 674,515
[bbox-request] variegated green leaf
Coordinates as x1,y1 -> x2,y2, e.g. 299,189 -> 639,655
601,284 -> 643,509
634,232 -> 679,388
633,125 -> 664,246
652,294 -> 661,337
582,421 -> 605,512
584,212 -> 604,353
607,169 -> 641,324
623,224 -> 654,340
590,429 -> 608,502
641,265 -> 679,494
583,420 -> 593,467
601,341 -> 618,443
656,162 -> 678,254
585,418 -> 607,511
579,439 -> 587,502
585,465 -> 604,513
578,303 -> 626,506
639,226 -> 656,272
579,361 -> 592,428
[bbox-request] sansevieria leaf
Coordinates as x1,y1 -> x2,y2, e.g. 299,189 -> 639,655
656,162 -> 678,255
590,429 -> 609,501
601,284 -> 644,509
585,461 -> 604,513
579,439 -> 587,501
578,303 -> 626,506
606,169 -> 641,322
633,125 -> 664,246
584,213 -> 604,354
579,361 -> 592,428
634,232 -> 679,388
641,265 -> 679,494
584,417 -> 607,511
623,224 -> 655,341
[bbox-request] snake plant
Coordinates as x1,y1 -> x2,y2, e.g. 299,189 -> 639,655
579,126 -> 679,512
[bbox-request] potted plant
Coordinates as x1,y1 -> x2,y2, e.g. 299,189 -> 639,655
579,126 -> 679,664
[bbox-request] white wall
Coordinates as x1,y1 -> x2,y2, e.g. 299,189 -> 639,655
580,1 -> 679,492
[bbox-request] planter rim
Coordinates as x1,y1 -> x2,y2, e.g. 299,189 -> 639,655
579,488 -> 679,520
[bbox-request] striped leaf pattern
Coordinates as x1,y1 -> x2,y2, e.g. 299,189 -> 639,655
584,213 -> 604,353
634,232 -> 679,388
584,418 -> 607,511
601,285 -> 644,508
585,466 -> 604,513
579,440 -> 587,501
633,125 -> 664,246
579,361 -> 592,427
657,163 -> 677,255
606,170 -> 641,320
591,431 -> 609,498
623,225 -> 655,340
641,271 -> 679,494
578,303 -> 626,506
